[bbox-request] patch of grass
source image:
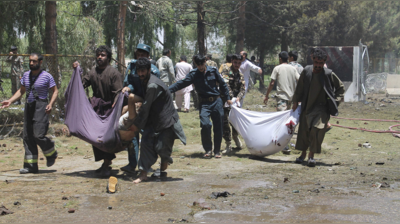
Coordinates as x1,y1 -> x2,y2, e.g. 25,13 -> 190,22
64,199 -> 79,209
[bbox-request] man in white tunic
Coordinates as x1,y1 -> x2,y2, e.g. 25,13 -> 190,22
239,51 -> 262,106
175,55 -> 193,112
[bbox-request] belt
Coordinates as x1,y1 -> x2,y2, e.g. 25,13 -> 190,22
199,95 -> 220,103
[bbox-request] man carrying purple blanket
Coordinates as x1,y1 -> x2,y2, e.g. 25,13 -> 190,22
81,46 -> 123,177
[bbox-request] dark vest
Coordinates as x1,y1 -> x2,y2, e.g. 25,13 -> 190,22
301,65 -> 339,116
145,75 -> 179,132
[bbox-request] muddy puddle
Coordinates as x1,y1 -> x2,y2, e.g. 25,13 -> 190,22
194,210 -> 274,223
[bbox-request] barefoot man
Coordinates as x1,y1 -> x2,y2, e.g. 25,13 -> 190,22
129,58 -> 186,184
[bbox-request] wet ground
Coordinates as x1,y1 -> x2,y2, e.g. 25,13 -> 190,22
1,93 -> 400,223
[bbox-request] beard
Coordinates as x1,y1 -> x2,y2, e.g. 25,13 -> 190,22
30,64 -> 41,71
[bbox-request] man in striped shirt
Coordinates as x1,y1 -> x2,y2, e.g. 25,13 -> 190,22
1,53 -> 59,174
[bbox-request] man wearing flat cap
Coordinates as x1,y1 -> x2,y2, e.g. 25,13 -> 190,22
6,46 -> 24,105
121,43 -> 160,174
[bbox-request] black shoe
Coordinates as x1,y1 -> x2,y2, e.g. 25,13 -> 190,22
101,167 -> 111,177
120,164 -> 136,174
295,156 -> 305,164
19,168 -> 38,174
46,152 -> 58,167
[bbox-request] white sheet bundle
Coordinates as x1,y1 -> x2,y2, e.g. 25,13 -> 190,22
228,105 -> 301,157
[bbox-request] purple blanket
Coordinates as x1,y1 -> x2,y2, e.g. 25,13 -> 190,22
64,68 -> 125,154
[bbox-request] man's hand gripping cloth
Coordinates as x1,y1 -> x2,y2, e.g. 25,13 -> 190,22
228,105 -> 301,157
64,68 -> 125,154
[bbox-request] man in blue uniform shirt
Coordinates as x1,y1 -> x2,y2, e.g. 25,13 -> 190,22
169,54 -> 232,158
121,43 -> 160,173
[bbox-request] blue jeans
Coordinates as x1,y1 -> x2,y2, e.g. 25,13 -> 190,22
199,97 -> 224,154
128,134 -> 140,168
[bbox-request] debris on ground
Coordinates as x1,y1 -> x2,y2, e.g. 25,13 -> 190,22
0,206 -> 14,215
292,190 -> 299,193
209,191 -> 231,199
193,198 -> 211,210
68,208 -> 75,213
160,192 -> 165,196
284,177 -> 289,183
62,196 -> 69,200
5,180 -> 14,184
363,142 -> 372,148
107,206 -> 112,210
13,201 -> 21,206
168,218 -> 188,223
310,189 -> 320,193
376,162 -> 385,165
372,182 -> 390,188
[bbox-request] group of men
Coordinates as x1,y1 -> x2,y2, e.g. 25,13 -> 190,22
0,41 -> 344,184
263,49 -> 344,166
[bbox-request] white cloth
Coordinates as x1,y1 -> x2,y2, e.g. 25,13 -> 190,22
270,63 -> 300,101
239,60 -> 261,93
228,105 -> 301,157
118,112 -> 130,131
175,61 -> 193,94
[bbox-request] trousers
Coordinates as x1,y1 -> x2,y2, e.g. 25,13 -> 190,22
222,107 -> 238,142
175,91 -> 191,110
23,100 -> 57,170
138,125 -> 176,172
199,97 -> 224,154
295,113 -> 328,153
11,76 -> 20,95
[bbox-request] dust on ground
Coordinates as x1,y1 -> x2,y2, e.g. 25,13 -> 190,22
1,92 -> 400,223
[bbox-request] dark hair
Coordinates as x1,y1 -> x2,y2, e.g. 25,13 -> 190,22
310,48 -> 315,56
180,55 -> 187,62
194,54 -> 206,66
136,58 -> 151,71
162,49 -> 170,56
279,51 -> 289,63
96,45 -> 112,62
251,56 -> 255,61
206,54 -> 212,60
289,50 -> 298,61
242,52 -> 248,58
312,48 -> 327,61
231,54 -> 243,62
226,54 -> 233,63
30,53 -> 43,61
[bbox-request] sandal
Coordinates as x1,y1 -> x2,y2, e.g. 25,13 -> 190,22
204,151 -> 212,158
214,153 -> 222,159
106,176 -> 118,193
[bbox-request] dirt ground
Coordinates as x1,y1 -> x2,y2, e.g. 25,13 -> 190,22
1,92 -> 400,223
